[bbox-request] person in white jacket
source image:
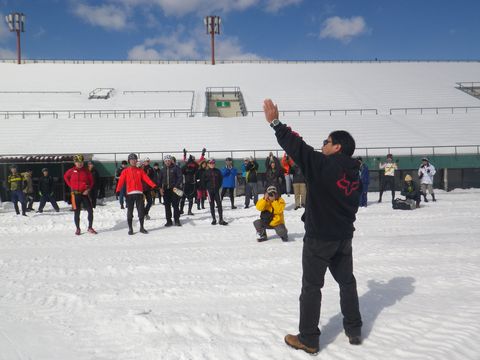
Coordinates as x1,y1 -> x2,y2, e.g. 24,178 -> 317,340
418,157 -> 436,202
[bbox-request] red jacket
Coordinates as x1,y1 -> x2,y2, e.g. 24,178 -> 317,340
116,166 -> 157,194
64,166 -> 94,193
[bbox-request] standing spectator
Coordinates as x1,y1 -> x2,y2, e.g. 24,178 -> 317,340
281,153 -> 294,196
37,168 -> 60,213
245,157 -> 259,208
221,157 -> 238,209
64,154 -> 96,235
87,161 -> 100,208
203,159 -> 228,225
196,160 -> 208,210
265,152 -> 281,171
418,157 -> 436,202
291,161 -> 306,210
264,99 -> 362,354
141,158 -> 155,219
181,155 -> 199,215
7,165 -> 27,216
152,162 -> 162,205
116,153 -> 157,235
22,169 -> 35,211
401,174 -> 421,208
160,155 -> 183,226
265,159 -> 283,191
357,157 -> 369,207
115,160 -> 128,209
378,154 -> 398,203
253,185 -> 288,242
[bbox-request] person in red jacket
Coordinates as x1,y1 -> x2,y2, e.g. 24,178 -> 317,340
116,153 -> 157,235
64,154 -> 96,235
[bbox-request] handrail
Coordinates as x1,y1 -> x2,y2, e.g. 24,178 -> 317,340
0,91 -> 82,94
1,144 -> 479,161
238,109 -> 378,116
1,59 -> 479,65
390,106 -> 480,115
0,109 -> 201,119
456,82 -> 480,89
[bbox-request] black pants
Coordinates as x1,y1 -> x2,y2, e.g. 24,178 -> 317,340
299,236 -> 362,348
26,192 -> 35,210
126,193 -> 145,230
73,194 -> 93,230
38,194 -> 59,212
208,189 -> 223,221
180,183 -> 196,213
221,187 -> 235,207
379,176 -> 395,201
90,188 -> 98,208
144,190 -> 153,215
163,189 -> 180,223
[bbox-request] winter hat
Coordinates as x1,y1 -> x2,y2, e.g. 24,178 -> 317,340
225,157 -> 233,161
73,154 -> 84,163
128,153 -> 138,161
244,157 -> 249,161
404,174 -> 413,182
266,185 -> 277,194
208,158 -> 216,164
144,157 -> 150,162
42,168 -> 48,172
422,157 -> 429,162
164,155 -> 173,161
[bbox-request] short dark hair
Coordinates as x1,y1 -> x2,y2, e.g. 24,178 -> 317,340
329,130 -> 355,157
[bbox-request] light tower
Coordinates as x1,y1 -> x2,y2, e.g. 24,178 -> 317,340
5,12 -> 25,64
204,15 -> 221,65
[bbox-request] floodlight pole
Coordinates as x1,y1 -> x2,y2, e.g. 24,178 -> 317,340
204,15 -> 221,65
5,12 -> 25,64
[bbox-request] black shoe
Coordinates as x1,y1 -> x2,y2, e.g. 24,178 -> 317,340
174,220 -> 181,227
121,204 -> 125,209
197,204 -> 201,210
348,335 -> 362,345
187,211 -> 194,215
257,236 -> 268,242
145,214 -> 151,220
179,210 -> 184,215
140,227 -> 148,234
211,219 -> 217,225
219,220 -> 228,225
294,206 -> 300,210
231,206 -> 237,209
36,210 -> 43,213
282,237 -> 289,242
244,205 -> 249,209
377,199 -> 382,203
128,229 -> 134,235
165,221 -> 173,227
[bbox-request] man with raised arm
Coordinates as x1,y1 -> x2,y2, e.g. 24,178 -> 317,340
263,99 -> 363,355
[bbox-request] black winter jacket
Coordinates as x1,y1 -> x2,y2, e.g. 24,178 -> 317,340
202,168 -> 223,192
38,175 -> 55,196
160,165 -> 183,190
275,123 -> 361,240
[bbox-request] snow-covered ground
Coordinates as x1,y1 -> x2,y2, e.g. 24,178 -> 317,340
1,190 -> 479,359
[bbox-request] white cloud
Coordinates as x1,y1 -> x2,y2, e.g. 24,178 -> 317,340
265,0 -> 302,13
0,47 -> 16,59
320,16 -> 368,43
127,26 -> 262,61
73,3 -> 130,31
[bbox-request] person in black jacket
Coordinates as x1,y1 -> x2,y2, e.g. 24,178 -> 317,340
180,155 -> 199,215
264,99 -> 363,354
202,159 -> 228,225
87,161 -> 100,208
37,168 -> 60,212
401,174 -> 421,208
160,155 -> 183,226
195,160 -> 208,210
245,157 -> 259,208
115,160 -> 128,209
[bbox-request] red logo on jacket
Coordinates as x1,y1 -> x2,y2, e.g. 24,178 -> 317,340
336,174 -> 360,196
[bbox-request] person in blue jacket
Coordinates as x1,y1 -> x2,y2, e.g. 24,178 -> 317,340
357,157 -> 369,207
221,157 -> 238,209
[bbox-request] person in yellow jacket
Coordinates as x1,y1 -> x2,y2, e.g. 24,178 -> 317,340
253,185 -> 289,242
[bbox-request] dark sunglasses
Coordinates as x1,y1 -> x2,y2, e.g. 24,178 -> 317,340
323,139 -> 332,146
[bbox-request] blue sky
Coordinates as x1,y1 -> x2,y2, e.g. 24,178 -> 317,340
1,0 -> 479,61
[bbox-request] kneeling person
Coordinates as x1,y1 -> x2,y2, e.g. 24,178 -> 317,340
253,185 -> 288,242
400,174 -> 421,209
116,153 -> 157,235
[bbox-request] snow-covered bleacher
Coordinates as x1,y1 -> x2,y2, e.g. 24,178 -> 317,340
0,61 -> 479,155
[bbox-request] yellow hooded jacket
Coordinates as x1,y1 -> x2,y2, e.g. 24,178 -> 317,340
255,197 -> 286,227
